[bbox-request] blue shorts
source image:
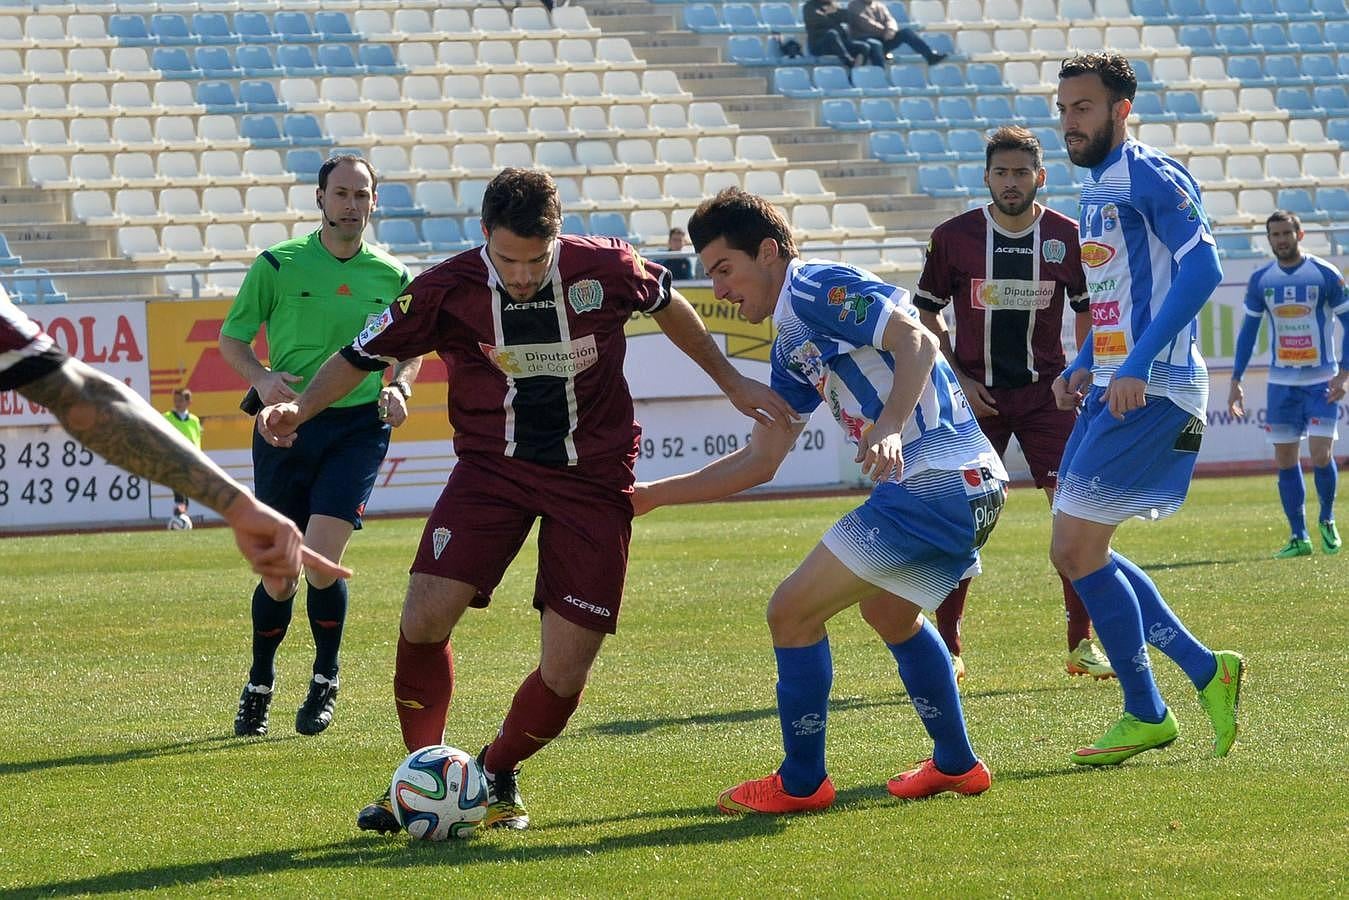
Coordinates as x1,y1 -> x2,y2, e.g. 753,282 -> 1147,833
1053,388 -> 1202,525
822,466 -> 1005,610
252,402 -> 391,531
1265,381 -> 1339,444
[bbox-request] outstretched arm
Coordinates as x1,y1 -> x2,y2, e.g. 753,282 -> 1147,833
652,289 -> 795,427
18,359 -> 347,581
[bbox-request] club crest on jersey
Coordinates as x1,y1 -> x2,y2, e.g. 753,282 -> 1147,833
431,526 -> 452,560
567,279 -> 604,314
1042,239 -> 1066,264
1080,241 -> 1115,268
827,286 -> 847,304
1102,203 -> 1119,232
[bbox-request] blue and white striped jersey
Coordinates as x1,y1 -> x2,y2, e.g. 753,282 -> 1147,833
770,259 -> 1007,484
1077,138 -> 1216,417
1242,254 -> 1348,386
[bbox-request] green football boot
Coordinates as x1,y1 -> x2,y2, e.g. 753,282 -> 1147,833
1071,710 -> 1179,766
1318,520 -> 1341,555
1272,537 -> 1313,559
1197,650 -> 1244,758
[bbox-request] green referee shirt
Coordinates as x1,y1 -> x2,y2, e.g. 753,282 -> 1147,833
163,410 -> 202,447
220,230 -> 410,407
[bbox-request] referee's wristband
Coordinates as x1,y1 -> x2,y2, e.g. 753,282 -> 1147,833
390,380 -> 412,400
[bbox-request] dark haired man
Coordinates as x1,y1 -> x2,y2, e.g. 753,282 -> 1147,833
258,168 -> 791,831
1230,210 -> 1348,558
916,126 -> 1111,684
220,154 -> 421,738
1052,52 -> 1243,767
634,187 -> 1007,815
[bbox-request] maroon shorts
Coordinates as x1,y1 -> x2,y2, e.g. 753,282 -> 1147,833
976,379 -> 1077,489
411,451 -> 635,634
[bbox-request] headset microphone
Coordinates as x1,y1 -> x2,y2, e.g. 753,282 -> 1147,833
318,199 -> 338,228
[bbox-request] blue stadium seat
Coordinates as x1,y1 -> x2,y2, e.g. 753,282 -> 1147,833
684,4 -> 730,33
9,268 -> 66,304
760,3 -> 803,32
1177,24 -> 1216,51
1132,59 -> 1160,91
235,12 -> 279,43
918,165 -> 967,198
1134,0 -> 1170,20
150,13 -> 197,45
1226,55 -> 1270,84
108,14 -> 154,46
1014,94 -> 1056,125
774,67 -> 821,98
1277,0 -> 1314,16
947,129 -> 986,161
899,97 -> 938,125
1290,21 -> 1333,52
241,114 -> 287,147
1318,188 -> 1349,219
1242,0 -> 1286,23
723,3 -> 770,33
317,44 -> 363,76
1250,22 -> 1290,50
1300,55 -> 1336,82
887,1 -> 910,23
1276,188 -> 1322,220
1205,0 -> 1241,19
860,97 -> 904,129
966,63 -> 1009,93
1314,85 -> 1349,115
869,130 -> 917,164
0,234 -> 22,268
1214,23 -> 1252,51
890,66 -> 932,94
196,46 -> 241,79
276,44 -> 323,77
192,12 -> 237,45
561,213 -> 586,235
275,12 -> 320,43
239,80 -> 285,112
314,11 -> 356,41
286,149 -> 325,181
929,65 -> 973,96
589,212 -> 631,240
851,66 -> 895,96
975,95 -> 1013,122
463,217 -> 483,240
1164,91 -> 1208,121
1043,162 -> 1083,196
956,163 -> 987,193
376,183 -> 425,218
196,80 -> 243,114
283,113 -> 332,147
358,44 -> 404,75
237,45 -> 282,78
820,98 -> 869,130
1033,127 -> 1066,158
1325,117 -> 1349,143
377,219 -> 430,255
1313,0 -> 1348,15
937,97 -> 985,129
1214,233 -> 1253,258
423,217 -> 472,253
152,46 -> 202,79
1131,93 -> 1176,122
907,129 -> 954,161
1276,86 -> 1320,117
1168,0 -> 1210,20
814,66 -> 861,97
726,35 -> 771,66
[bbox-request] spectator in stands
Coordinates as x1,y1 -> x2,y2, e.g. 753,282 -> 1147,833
163,387 -> 203,517
846,0 -> 947,65
803,0 -> 884,70
653,227 -> 694,281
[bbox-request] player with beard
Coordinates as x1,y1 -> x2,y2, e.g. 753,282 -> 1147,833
256,168 -> 792,832
915,126 -> 1112,684
1051,52 -> 1243,767
1229,210 -> 1348,558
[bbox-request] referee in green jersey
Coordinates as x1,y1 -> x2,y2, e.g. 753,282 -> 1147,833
219,155 -> 422,738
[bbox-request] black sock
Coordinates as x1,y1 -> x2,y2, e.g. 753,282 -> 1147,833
307,579 -> 348,680
248,582 -> 293,687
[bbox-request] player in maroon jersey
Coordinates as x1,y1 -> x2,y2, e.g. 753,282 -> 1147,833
257,168 -> 793,832
914,126 -> 1114,683
0,291 -> 341,581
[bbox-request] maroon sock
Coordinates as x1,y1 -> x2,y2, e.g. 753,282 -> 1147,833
1063,574 -> 1092,649
393,631 -> 453,752
934,578 -> 970,656
484,668 -> 580,773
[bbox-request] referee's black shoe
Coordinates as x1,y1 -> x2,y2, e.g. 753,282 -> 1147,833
295,673 -> 339,735
233,683 -> 273,737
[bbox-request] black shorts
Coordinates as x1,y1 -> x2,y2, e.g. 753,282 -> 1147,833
252,401 -> 391,531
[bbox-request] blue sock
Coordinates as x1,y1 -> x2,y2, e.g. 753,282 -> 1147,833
248,582 -> 293,687
1112,552 -> 1216,689
307,579 -> 348,680
774,637 -> 832,796
1278,465 -> 1308,539
1071,562 -> 1167,723
887,619 -> 977,776
1314,460 -> 1337,525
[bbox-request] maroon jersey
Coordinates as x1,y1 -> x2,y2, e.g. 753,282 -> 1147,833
344,235 -> 671,466
915,205 -> 1088,389
0,292 -> 64,390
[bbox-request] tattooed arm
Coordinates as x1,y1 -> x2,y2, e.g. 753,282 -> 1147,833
18,358 -> 349,581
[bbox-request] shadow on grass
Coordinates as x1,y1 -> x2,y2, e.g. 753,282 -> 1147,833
1143,557 -> 1248,572
583,684 -> 1080,737
5,816 -> 789,897
0,733 -> 298,777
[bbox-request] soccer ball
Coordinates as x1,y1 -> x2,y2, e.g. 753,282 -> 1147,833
166,512 -> 193,531
390,744 -> 490,840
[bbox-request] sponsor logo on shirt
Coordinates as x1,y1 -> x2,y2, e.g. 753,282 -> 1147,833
566,279 -> 604,314
1274,305 -> 1310,318
1093,330 -> 1127,360
357,307 -> 394,346
828,290 -> 875,324
1088,278 -> 1118,293
1308,285 -> 1319,301
994,245 -> 1034,254
1174,186 -> 1199,222
563,593 -> 611,618
337,283 -> 352,296
1042,239 -> 1066,264
970,278 -> 1055,311
1091,301 -> 1120,327
478,333 -> 599,378
1284,285 -> 1298,300
1080,241 -> 1115,268
788,340 -> 826,387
